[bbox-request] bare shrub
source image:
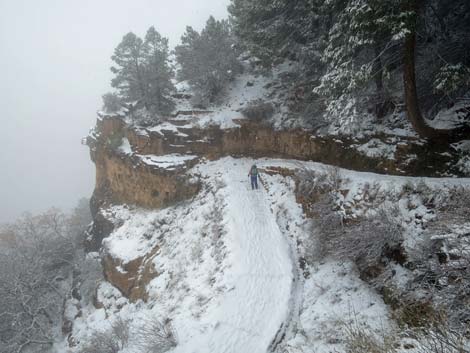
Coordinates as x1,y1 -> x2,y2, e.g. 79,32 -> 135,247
437,186 -> 470,223
316,207 -> 404,273
0,210 -> 76,352
296,167 -> 344,222
393,300 -> 441,329
297,167 -> 350,264
343,314 -> 397,353
134,317 -> 178,353
241,99 -> 275,122
0,200 -> 92,353
321,165 -> 343,192
409,188 -> 470,332
414,326 -> 468,353
78,253 -> 104,304
78,318 -> 130,353
308,193 -> 343,262
411,243 -> 470,331
297,166 -> 343,197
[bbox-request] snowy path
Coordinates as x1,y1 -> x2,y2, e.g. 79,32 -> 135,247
175,159 -> 294,353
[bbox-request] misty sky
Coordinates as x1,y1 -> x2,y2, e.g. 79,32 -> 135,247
0,0 -> 229,223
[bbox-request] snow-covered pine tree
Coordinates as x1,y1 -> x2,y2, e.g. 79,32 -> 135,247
314,0 -> 412,118
427,1 -> 470,100
110,29 -> 174,118
175,16 -> 242,106
110,32 -> 146,105
228,0 -> 327,69
142,26 -> 175,115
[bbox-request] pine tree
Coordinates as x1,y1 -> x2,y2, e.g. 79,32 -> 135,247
228,0 -> 470,138
175,16 -> 242,105
228,0 -> 328,69
142,26 -> 175,115
110,32 -> 146,104
315,0 -> 412,113
110,29 -> 174,117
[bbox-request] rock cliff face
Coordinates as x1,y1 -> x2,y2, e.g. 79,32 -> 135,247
88,117 -> 200,212
101,247 -> 159,302
91,116 -> 455,180
86,114 -> 456,302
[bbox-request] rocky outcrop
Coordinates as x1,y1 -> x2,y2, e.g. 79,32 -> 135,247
92,116 -> 458,179
91,148 -> 199,210
86,117 -> 200,241
101,248 -> 159,302
85,114 -> 460,302
85,114 -> 458,253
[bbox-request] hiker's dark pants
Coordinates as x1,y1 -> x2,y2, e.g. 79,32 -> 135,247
251,176 -> 258,190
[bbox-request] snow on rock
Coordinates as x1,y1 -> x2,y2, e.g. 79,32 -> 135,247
169,61 -> 295,130
118,137 -> 133,155
194,71 -> 272,129
451,139 -> 470,153
148,122 -> 190,137
102,206 -> 160,264
138,154 -> 197,170
355,138 -> 397,160
429,99 -> 470,130
174,80 -> 192,93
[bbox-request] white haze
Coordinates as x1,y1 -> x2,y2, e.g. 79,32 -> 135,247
0,0 -> 229,223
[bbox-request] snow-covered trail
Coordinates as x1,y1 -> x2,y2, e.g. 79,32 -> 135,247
175,159 -> 294,353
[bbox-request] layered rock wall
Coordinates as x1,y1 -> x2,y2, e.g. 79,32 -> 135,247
86,115 -> 454,302
93,116 -> 451,179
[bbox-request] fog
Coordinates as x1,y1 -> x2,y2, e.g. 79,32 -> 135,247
0,0 -> 229,223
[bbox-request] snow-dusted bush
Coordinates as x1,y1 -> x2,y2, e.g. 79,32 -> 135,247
413,323 -> 468,353
78,318 -> 130,353
411,239 -> 470,330
433,63 -> 470,95
299,166 -> 403,269
134,318 -> 178,353
241,99 -> 275,123
297,167 -> 345,263
0,205 -> 90,353
78,253 -> 104,304
343,312 -> 468,353
102,92 -> 124,114
395,185 -> 470,332
343,319 -> 396,353
437,186 -> 470,222
297,166 -> 343,200
317,208 -> 404,272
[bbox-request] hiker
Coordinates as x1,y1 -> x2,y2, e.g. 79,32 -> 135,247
248,164 -> 259,190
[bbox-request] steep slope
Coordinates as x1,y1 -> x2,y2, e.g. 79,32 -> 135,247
174,159 -> 294,353
70,158 -> 404,353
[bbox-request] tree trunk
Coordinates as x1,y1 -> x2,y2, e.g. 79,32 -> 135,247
373,43 -> 386,119
403,27 -> 438,139
401,1 -> 470,142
